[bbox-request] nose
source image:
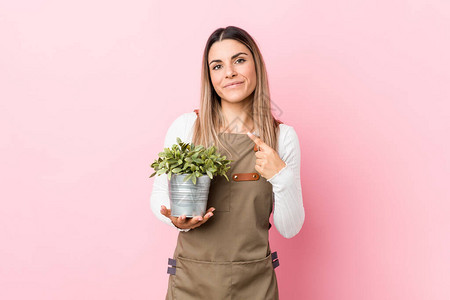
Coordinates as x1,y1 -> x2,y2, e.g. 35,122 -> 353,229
225,64 -> 237,78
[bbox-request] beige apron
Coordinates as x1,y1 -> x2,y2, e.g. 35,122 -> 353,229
165,111 -> 280,300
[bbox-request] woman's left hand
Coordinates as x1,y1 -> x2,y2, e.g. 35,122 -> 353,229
247,132 -> 286,180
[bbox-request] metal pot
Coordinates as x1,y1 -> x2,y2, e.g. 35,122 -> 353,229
168,174 -> 211,217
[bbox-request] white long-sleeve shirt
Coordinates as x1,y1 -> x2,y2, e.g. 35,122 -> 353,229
150,111 -> 305,238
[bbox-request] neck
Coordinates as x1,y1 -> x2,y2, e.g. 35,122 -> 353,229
220,96 -> 254,134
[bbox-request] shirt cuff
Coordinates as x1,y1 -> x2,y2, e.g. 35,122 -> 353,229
267,164 -> 295,188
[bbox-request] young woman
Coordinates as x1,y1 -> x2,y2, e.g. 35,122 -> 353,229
150,26 -> 305,300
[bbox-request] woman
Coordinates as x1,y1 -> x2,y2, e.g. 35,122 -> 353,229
150,26 -> 305,300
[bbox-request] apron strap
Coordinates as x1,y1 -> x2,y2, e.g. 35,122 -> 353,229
232,173 -> 260,181
271,251 -> 280,269
272,259 -> 280,269
271,252 -> 278,260
167,257 -> 177,275
168,258 -> 177,266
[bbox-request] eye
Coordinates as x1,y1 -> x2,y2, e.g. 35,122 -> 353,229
212,58 -> 246,71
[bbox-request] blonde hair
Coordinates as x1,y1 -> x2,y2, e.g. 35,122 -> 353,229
192,26 -> 282,158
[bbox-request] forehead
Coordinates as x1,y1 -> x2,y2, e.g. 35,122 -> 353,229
208,39 -> 249,62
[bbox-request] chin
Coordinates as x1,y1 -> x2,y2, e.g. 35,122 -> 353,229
222,96 -> 246,103
222,92 -> 251,101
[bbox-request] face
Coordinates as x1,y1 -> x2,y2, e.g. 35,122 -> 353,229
208,39 -> 257,104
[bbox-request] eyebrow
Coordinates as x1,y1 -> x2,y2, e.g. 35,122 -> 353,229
209,52 -> 248,65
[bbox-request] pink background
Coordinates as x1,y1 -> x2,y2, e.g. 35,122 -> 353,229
1,1 -> 449,299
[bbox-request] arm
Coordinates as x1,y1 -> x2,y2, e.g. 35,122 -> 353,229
268,126 -> 305,238
150,113 -> 191,232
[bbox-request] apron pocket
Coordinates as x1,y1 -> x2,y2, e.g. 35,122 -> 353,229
174,256 -> 232,300
231,253 -> 279,300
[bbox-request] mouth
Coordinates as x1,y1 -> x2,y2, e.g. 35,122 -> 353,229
224,81 -> 244,88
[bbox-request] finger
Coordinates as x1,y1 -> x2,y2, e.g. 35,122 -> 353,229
255,151 -> 266,158
171,214 -> 190,229
191,207 -> 215,228
205,207 -> 216,214
246,131 -> 261,144
160,205 -> 171,218
255,158 -> 264,166
246,132 -> 268,151
203,211 -> 214,221
192,211 -> 214,229
177,215 -> 188,224
185,216 -> 203,227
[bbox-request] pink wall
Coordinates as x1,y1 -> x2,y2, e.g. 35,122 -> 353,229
1,0 -> 449,299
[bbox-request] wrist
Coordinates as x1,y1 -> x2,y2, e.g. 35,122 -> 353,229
171,221 -> 191,232
267,163 -> 287,182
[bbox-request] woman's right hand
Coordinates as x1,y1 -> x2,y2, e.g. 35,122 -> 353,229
160,205 -> 215,230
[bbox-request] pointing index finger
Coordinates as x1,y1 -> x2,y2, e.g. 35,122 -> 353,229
247,131 -> 266,148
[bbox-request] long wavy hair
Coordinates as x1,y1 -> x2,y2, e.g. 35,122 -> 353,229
192,26 -> 282,158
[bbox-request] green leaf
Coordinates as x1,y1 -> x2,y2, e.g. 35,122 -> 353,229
196,145 -> 205,151
206,170 -> 213,179
183,173 -> 193,182
193,158 -> 204,164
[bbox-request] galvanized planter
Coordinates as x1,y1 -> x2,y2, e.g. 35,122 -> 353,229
168,174 -> 212,218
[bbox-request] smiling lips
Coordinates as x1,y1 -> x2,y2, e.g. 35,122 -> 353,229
224,81 -> 244,88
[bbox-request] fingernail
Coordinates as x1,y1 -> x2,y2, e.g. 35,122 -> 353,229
197,217 -> 202,221
207,213 -> 213,218
211,208 -> 216,212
